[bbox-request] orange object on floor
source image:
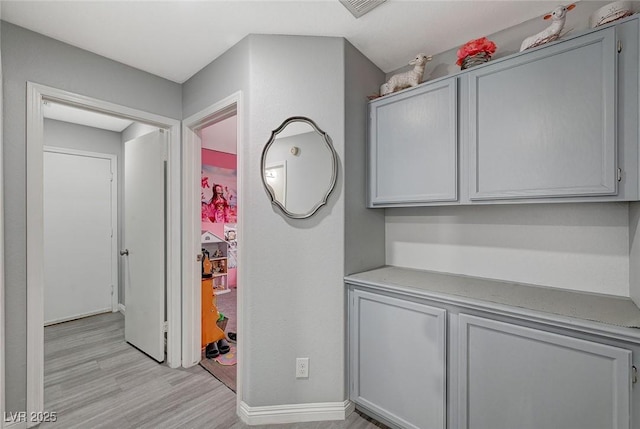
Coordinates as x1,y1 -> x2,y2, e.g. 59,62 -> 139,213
202,278 -> 225,348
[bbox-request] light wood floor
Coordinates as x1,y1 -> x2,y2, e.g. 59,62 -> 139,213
42,311 -> 386,429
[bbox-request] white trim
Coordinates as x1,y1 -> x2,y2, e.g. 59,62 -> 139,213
44,309 -> 113,327
238,400 -> 355,426
0,24 -> 5,428
43,146 -> 119,314
26,83 -> 182,424
182,92 -> 244,410
118,303 -> 126,315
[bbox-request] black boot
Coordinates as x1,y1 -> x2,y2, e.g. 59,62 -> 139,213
205,342 -> 219,358
217,339 -> 230,354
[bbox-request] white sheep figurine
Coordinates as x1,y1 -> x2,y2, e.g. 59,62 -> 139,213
520,4 -> 576,52
380,53 -> 432,96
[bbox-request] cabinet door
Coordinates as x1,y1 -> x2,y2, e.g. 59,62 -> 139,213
458,314 -> 631,429
468,27 -> 617,200
349,289 -> 446,429
369,79 -> 457,206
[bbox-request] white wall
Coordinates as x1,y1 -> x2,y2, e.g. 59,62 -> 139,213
386,203 -> 630,297
2,21 -> 181,413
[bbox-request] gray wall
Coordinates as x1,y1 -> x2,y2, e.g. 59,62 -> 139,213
344,40 -> 385,276
182,36 -> 250,118
245,34 -> 345,406
44,119 -> 125,306
183,34 -> 367,407
386,1 -> 616,82
3,21 -> 182,412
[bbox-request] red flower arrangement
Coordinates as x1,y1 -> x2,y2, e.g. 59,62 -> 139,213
456,37 -> 497,66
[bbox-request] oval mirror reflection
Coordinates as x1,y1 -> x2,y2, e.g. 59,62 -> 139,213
261,117 -> 337,219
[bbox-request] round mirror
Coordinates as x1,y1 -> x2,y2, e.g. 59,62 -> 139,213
261,116 -> 338,219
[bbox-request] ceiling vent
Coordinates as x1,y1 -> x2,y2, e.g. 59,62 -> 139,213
339,0 -> 387,18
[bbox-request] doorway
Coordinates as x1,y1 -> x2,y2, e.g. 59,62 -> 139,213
26,83 -> 181,421
198,114 -> 238,391
182,91 -> 244,403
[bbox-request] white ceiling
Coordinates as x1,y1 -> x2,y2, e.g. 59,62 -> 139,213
1,0 -> 568,84
201,115 -> 237,154
43,101 -> 134,132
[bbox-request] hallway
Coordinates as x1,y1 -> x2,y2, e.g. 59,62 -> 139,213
42,312 -> 385,429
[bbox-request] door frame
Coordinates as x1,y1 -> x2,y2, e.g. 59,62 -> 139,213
43,146 -> 119,324
26,82 -> 182,423
182,91 -> 244,408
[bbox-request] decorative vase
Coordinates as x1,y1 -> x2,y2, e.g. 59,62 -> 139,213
461,52 -> 491,70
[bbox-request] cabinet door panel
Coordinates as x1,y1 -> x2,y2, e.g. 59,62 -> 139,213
350,289 -> 446,429
468,28 -> 617,200
369,79 -> 457,205
458,314 -> 631,429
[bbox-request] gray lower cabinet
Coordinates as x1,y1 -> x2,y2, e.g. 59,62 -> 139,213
349,288 -> 447,429
468,27 -> 618,201
348,285 -> 634,429
458,313 -> 631,429
368,78 -> 457,207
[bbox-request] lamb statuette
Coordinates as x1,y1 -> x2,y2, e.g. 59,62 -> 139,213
520,4 -> 576,52
380,53 -> 432,96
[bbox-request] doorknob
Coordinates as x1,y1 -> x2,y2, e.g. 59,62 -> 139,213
120,249 -> 129,256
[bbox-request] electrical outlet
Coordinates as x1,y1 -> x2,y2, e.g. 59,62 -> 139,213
296,357 -> 309,378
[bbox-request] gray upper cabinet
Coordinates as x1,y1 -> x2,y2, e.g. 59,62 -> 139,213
369,78 -> 457,207
367,18 -> 640,207
468,27 -> 617,200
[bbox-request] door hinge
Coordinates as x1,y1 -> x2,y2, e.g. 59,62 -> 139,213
617,168 -> 623,182
633,365 -> 637,385
618,40 -> 623,53
163,321 -> 169,333
111,285 -> 114,296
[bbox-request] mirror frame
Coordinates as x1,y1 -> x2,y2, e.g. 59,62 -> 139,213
261,116 -> 338,219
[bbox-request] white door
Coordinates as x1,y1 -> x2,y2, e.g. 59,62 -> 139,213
123,129 -> 167,362
43,148 -> 116,325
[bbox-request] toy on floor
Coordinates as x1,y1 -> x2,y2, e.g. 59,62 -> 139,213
202,249 -> 230,359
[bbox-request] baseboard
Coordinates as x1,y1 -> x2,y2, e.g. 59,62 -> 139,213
118,303 -> 125,314
44,308 -> 112,326
238,399 -> 355,426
